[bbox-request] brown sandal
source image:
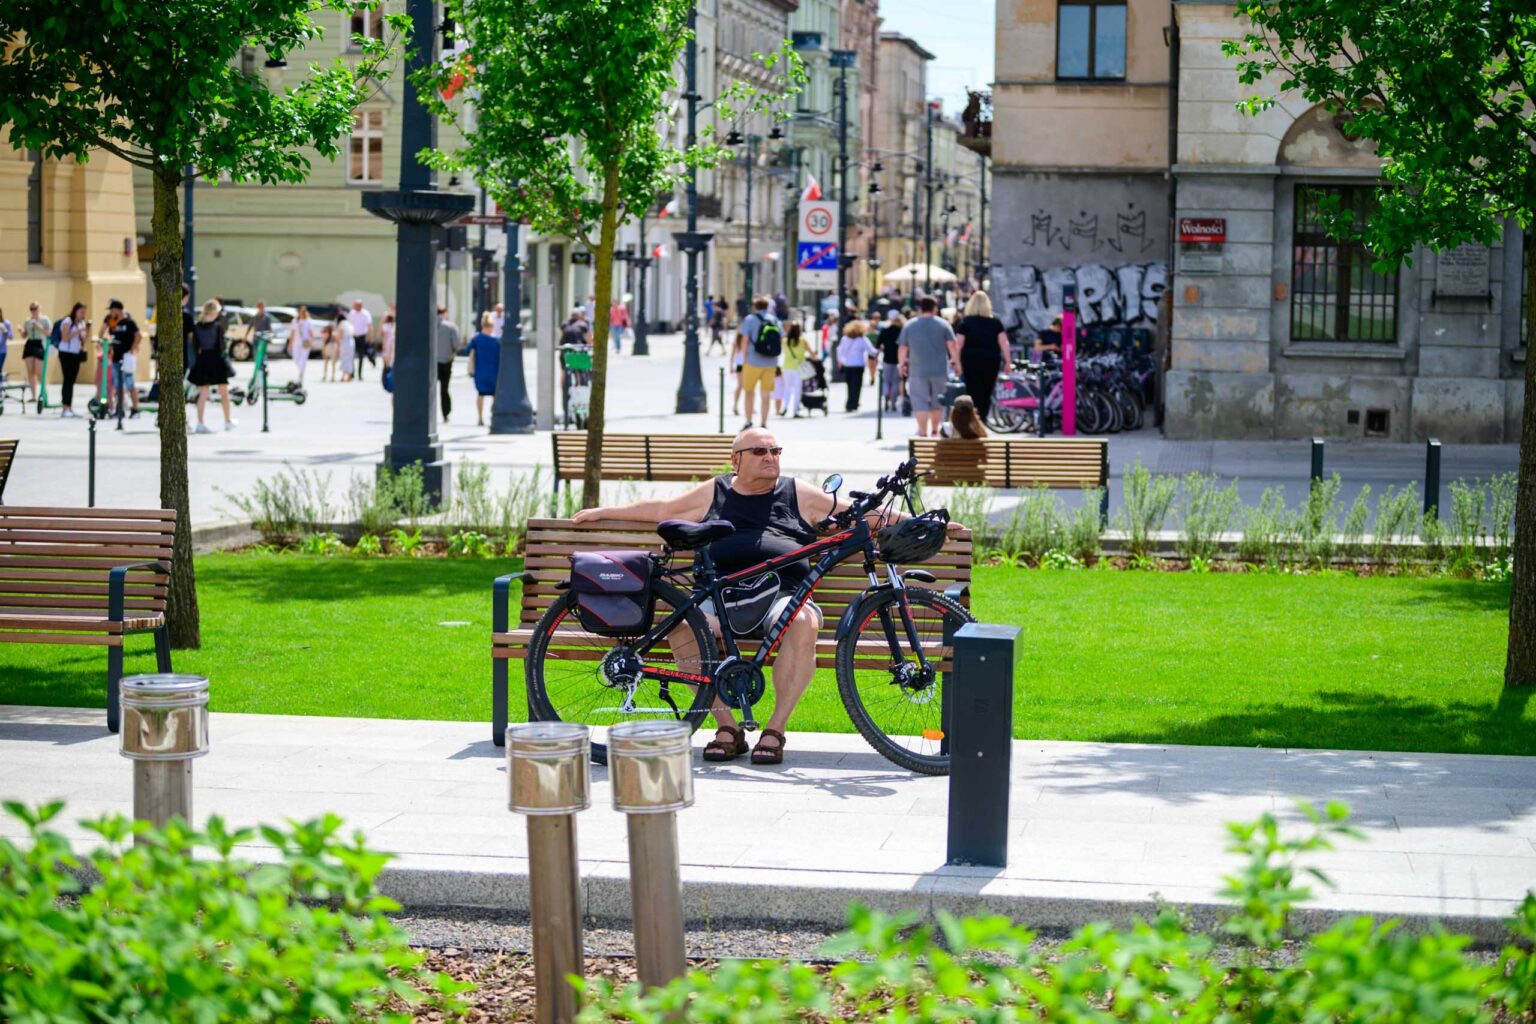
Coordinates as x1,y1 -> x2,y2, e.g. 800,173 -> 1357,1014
750,729 -> 786,765
702,724 -> 748,762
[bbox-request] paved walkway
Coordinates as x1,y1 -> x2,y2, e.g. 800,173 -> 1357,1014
3,705 -> 1532,939
0,332 -> 1516,525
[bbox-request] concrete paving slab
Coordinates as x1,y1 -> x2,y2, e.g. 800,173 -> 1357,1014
0,704 -> 1531,942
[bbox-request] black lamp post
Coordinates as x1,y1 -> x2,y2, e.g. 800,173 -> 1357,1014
362,0 -> 474,503
832,48 -> 855,324
490,200 -> 534,434
674,5 -> 709,414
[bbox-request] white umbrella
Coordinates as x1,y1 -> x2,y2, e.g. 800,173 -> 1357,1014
881,262 -> 957,285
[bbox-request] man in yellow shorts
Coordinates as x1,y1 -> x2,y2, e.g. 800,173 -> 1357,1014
733,295 -> 783,431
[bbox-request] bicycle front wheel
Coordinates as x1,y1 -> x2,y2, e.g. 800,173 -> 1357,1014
525,579 -> 718,765
835,586 -> 977,775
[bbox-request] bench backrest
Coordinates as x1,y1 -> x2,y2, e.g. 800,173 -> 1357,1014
910,436 -> 1108,490
0,440 -> 15,503
552,432 -> 735,484
0,507 -> 176,616
518,516 -> 973,641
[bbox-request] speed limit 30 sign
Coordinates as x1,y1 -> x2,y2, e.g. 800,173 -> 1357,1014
797,200 -> 839,289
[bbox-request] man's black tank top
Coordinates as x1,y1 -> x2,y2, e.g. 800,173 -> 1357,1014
705,475 -> 817,582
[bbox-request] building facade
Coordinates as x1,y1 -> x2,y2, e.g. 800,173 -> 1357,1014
869,33 -> 934,289
2,140 -> 145,381
989,0 -> 1522,442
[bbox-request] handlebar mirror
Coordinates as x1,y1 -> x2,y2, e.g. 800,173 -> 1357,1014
821,473 -> 843,495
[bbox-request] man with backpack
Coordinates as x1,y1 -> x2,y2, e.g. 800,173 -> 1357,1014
733,295 -> 782,431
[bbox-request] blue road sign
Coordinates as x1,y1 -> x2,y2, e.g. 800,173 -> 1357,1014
797,240 -> 839,271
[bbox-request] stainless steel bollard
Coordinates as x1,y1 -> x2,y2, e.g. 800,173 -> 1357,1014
609,721 -> 693,989
118,674 -> 210,843
508,722 -> 590,1024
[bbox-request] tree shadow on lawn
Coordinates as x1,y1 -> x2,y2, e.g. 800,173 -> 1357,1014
0,663 -> 108,713
1375,576 -> 1511,613
200,555 -> 518,604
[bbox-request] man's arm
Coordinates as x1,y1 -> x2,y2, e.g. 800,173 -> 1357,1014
572,479 -> 715,526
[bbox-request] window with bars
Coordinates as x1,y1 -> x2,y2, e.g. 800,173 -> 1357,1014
347,7 -> 383,50
1057,0 -> 1126,80
1290,184 -> 1398,342
26,151 -> 43,265
348,111 -> 384,185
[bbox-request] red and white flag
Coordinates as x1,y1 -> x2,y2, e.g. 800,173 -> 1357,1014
801,174 -> 823,202
959,223 -> 972,243
652,243 -> 669,258
658,197 -> 679,218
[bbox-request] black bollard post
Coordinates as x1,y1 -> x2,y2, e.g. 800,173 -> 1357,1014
875,367 -> 884,441
1424,437 -> 1442,519
88,416 -> 97,508
946,623 -> 1022,868
718,367 -> 725,435
261,360 -> 270,433
1310,437 -> 1325,485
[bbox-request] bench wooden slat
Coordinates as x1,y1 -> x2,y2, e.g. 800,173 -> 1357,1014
0,631 -> 119,646
909,436 -> 1107,491
0,506 -> 177,521
551,432 -> 735,486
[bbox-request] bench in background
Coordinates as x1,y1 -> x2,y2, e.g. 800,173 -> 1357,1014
910,436 -> 1109,525
550,432 -> 735,494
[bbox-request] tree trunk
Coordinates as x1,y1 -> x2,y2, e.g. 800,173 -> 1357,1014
151,167 -> 201,649
580,164 -> 621,509
1506,235 -> 1536,686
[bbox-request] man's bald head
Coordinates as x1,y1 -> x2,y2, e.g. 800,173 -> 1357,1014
730,427 -> 782,486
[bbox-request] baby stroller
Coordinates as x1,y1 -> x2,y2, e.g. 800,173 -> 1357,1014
800,357 -> 830,415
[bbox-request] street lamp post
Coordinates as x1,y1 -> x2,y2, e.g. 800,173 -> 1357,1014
924,101 -> 935,293
490,199 -> 534,434
832,49 -> 854,325
633,210 -> 650,356
674,4 -> 709,414
741,134 -> 758,308
362,0 -> 473,504
978,149 -> 989,282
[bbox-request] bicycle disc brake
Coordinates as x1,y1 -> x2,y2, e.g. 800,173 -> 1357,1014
714,658 -> 765,711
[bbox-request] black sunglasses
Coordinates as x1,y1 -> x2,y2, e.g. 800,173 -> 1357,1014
733,446 -> 783,457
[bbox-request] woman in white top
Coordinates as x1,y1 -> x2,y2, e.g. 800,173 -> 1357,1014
291,306 -> 316,384
56,301 -> 89,418
333,312 -> 356,382
834,319 -> 879,413
380,311 -> 396,369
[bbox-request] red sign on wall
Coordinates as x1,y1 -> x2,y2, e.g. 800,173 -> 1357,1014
1179,217 -> 1226,243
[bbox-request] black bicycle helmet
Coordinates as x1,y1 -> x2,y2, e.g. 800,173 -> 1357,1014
877,509 -> 950,564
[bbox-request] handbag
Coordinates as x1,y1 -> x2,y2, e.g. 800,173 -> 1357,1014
568,550 -> 655,637
719,571 -> 780,636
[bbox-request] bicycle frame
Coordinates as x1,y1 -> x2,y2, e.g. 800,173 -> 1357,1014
628,516 -> 935,728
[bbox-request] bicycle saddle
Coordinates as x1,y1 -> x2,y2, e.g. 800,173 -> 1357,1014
657,518 -> 735,550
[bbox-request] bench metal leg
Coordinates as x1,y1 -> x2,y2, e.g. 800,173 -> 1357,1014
107,644 -> 123,734
493,657 -> 508,747
154,627 -> 172,673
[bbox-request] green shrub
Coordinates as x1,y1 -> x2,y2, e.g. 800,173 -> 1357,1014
1420,509 -> 1448,568
386,527 -> 424,557
446,529 -> 494,558
1177,472 -> 1241,562
353,532 -> 384,557
996,488 -> 1065,565
1238,487 -> 1287,566
449,459 -> 495,531
223,466 -> 336,543
1066,488 -> 1104,563
297,531 -> 345,557
349,464 -> 432,534
1489,471 -> 1517,562
577,804 -> 1536,1024
1039,549 -> 1082,570
1339,485 -> 1371,564
497,467 -> 550,550
0,802 -> 470,1023
1372,483 -> 1421,567
1298,473 -> 1342,566
945,484 -> 996,555
1447,478 -> 1487,569
1116,460 -> 1178,559
548,482 -> 582,520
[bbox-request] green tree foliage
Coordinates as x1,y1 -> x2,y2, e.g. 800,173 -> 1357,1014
1222,1 -> 1536,687
0,0 -> 404,646
419,0 -> 800,508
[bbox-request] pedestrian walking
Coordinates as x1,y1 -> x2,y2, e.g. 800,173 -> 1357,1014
955,291 -> 1010,420
56,301 -> 89,418
380,309 -> 396,368
835,319 -> 878,412
609,297 -> 630,354
707,299 -> 727,355
291,306 -> 316,384
249,300 -> 274,356
773,292 -> 789,321
102,299 -> 141,418
463,312 -> 501,426
734,296 -> 783,431
22,303 -> 50,403
347,300 -> 374,381
774,322 -> 808,418
436,306 -> 460,422
321,320 -> 338,381
896,296 -> 958,438
333,311 -> 356,382
188,299 -> 237,433
877,310 -> 904,412
490,302 -> 506,339
0,310 -> 12,387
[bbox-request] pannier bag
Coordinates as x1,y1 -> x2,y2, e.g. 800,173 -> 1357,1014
719,571 -> 780,636
568,550 -> 655,636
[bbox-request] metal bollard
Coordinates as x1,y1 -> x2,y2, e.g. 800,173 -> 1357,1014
508,722 -> 590,1024
875,367 -> 884,441
261,360 -> 270,433
946,624 -> 1022,868
1424,437 -> 1442,519
1310,437 -> 1325,485
87,416 -> 97,507
717,366 -> 725,435
119,674 -> 210,844
609,721 -> 692,990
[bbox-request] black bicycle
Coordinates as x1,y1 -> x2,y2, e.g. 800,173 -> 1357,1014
523,458 -> 976,775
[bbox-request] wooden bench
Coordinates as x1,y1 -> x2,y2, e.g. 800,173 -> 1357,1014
0,440 -> 15,503
551,432 -> 735,493
490,516 -> 973,744
0,506 -> 177,732
910,436 -> 1110,525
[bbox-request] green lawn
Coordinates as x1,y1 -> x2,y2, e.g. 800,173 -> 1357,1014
0,554 -> 1524,756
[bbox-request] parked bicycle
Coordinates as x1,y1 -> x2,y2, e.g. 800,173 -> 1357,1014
559,342 -> 591,429
523,458 -> 976,775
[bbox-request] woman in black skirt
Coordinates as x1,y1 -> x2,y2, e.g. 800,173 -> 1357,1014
955,290 -> 1011,420
188,299 -> 236,433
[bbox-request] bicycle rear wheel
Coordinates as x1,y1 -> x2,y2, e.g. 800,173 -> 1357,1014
835,586 -> 976,775
525,579 -> 718,765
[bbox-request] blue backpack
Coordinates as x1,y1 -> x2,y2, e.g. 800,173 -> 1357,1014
49,316 -> 65,347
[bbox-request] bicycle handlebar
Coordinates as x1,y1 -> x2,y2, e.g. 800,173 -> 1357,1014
816,458 -> 921,531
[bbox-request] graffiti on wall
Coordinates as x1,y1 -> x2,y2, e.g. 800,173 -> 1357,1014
1022,208 -> 1156,255
993,262 -> 1168,334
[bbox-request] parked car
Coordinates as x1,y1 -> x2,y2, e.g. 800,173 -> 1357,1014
222,305 -> 299,361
